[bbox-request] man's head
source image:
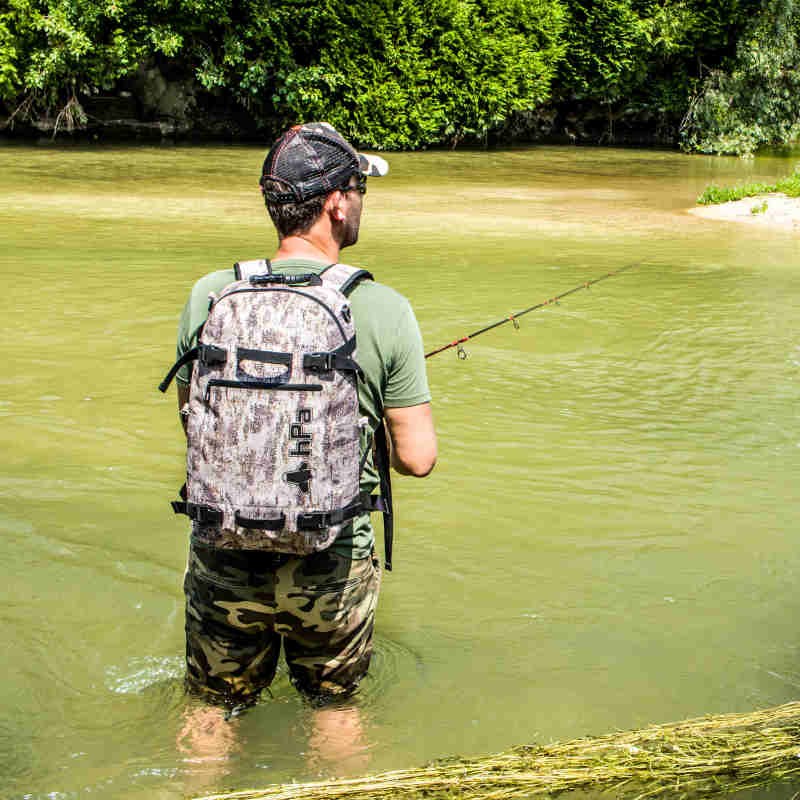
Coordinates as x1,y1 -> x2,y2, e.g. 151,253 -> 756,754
260,122 -> 388,245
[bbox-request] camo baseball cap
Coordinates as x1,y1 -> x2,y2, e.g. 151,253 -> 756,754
260,122 -> 389,204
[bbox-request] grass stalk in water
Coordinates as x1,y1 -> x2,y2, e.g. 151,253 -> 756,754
195,701 -> 800,800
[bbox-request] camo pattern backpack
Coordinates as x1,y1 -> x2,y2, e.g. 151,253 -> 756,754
159,259 -> 393,564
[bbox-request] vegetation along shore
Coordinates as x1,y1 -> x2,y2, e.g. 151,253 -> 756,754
2,0 -> 800,154
689,166 -> 800,229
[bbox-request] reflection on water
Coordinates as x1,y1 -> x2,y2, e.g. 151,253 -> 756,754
2,143 -> 800,799
106,656 -> 185,695
306,706 -> 372,777
177,706 -> 240,798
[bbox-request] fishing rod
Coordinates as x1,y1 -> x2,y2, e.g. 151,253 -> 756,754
425,262 -> 639,360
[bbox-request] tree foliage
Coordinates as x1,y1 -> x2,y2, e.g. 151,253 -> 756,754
0,0 -> 565,146
0,0 -> 796,151
557,0 -> 759,126
681,0 -> 800,155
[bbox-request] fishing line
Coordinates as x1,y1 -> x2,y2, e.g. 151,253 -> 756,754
425,262 -> 640,360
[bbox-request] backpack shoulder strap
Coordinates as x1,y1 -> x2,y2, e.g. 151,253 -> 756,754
234,258 -> 272,281
320,263 -> 393,566
320,263 -> 374,296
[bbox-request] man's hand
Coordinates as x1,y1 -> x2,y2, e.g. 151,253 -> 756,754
384,403 -> 437,477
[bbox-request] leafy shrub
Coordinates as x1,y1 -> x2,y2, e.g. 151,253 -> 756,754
0,0 -> 788,151
193,0 -> 568,148
696,166 -> 800,204
556,0 -> 760,139
681,0 -> 800,155
697,181 -> 775,204
0,0 -> 566,147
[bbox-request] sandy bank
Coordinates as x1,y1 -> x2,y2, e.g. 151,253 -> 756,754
688,192 -> 800,230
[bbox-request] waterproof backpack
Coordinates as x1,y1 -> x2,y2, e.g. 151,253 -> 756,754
159,259 -> 393,568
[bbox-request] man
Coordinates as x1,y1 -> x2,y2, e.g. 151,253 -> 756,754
173,122 -> 437,708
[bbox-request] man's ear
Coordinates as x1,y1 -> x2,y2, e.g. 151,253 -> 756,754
325,190 -> 346,222
322,192 -> 344,222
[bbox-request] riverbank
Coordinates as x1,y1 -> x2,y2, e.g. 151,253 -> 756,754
688,192 -> 800,231
0,84 -> 679,147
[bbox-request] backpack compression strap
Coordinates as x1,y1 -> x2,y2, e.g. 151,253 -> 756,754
157,344 -> 227,393
303,334 -> 364,379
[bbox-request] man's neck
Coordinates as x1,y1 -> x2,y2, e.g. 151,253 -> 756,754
273,233 -> 340,264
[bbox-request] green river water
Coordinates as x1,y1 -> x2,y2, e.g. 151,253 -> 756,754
1,142 -> 799,800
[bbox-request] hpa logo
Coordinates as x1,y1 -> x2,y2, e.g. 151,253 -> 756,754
285,408 -> 312,493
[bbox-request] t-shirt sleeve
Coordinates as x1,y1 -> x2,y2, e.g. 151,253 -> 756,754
383,300 -> 432,408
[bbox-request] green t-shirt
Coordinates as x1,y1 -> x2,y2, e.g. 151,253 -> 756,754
176,258 -> 431,559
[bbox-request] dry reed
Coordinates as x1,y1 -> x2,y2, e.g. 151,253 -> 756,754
195,701 -> 800,800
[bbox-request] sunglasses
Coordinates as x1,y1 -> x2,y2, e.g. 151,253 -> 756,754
339,173 -> 367,195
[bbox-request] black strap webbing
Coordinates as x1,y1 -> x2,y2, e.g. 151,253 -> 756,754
237,347 -> 291,367
158,345 -> 227,393
159,347 -> 200,393
172,502 -> 223,525
171,498 -> 377,533
303,336 -> 364,379
173,502 -> 284,530
296,495 -> 368,532
373,422 -> 394,571
250,273 -> 323,287
338,336 -> 356,356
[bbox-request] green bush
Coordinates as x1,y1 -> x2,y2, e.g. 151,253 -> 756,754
556,0 -> 759,138
681,0 -> 800,155
298,0 -> 563,147
697,166 -> 800,204
1,1 -> 148,120
697,181 -> 775,204
0,0 -> 566,147
1,0 -> 791,151
185,0 -> 568,148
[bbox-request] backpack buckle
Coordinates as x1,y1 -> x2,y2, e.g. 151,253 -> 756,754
187,504 -> 223,525
297,512 -> 327,531
305,352 -> 335,372
199,345 -> 227,366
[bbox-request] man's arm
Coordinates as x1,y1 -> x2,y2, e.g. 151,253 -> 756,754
384,402 -> 437,477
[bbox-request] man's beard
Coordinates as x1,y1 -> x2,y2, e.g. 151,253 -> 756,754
341,210 -> 361,248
